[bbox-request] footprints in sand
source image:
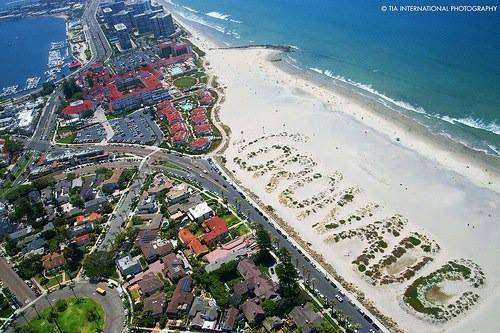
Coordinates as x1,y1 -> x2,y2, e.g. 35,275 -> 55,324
230,132 -> 486,323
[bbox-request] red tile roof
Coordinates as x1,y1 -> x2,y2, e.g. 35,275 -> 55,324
191,107 -> 206,116
191,113 -> 207,124
191,137 -> 210,150
194,123 -> 211,134
74,233 -> 90,244
173,130 -> 188,143
170,122 -> 186,134
62,100 -> 95,115
202,216 -> 228,243
178,228 -> 208,255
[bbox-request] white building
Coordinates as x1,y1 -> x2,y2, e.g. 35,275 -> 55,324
187,202 -> 213,222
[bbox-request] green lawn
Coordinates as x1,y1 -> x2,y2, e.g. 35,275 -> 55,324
235,224 -> 251,236
56,126 -> 76,144
19,298 -> 104,333
174,76 -> 197,89
221,213 -> 240,227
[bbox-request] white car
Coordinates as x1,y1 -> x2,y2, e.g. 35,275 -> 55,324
335,294 -> 343,303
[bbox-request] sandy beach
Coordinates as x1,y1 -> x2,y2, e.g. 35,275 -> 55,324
172,13 -> 500,333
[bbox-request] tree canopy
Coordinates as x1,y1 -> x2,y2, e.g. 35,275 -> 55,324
83,251 -> 115,279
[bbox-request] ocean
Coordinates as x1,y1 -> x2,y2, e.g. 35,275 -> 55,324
0,13 -> 68,95
162,0 -> 500,156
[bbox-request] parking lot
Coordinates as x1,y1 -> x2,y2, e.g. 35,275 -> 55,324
109,111 -> 156,144
75,123 -> 106,143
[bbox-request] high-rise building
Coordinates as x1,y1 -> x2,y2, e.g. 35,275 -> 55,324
114,23 -> 132,50
112,9 -> 132,28
151,13 -> 174,39
133,12 -> 153,34
102,7 -> 114,26
131,0 -> 151,15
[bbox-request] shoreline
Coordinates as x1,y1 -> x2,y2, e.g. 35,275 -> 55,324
171,8 -> 499,192
269,51 -> 500,192
166,6 -> 500,333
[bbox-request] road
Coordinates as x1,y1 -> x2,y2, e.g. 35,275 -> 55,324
11,0 -> 386,329
26,0 -> 111,152
99,154 -> 155,251
50,143 -> 386,333
0,257 -> 36,306
9,281 -> 125,333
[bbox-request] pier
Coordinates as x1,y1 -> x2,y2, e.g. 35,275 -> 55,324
209,44 -> 295,53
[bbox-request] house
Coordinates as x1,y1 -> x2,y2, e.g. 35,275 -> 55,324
42,252 -> 65,275
187,202 -> 213,222
148,173 -> 173,195
75,212 -> 101,225
22,237 -> 47,255
73,233 -> 91,247
188,296 -> 219,330
162,253 -> 185,282
166,276 -> 194,318
263,316 -> 283,332
289,303 -> 323,333
166,185 -> 190,204
144,291 -> 166,318
233,259 -> 279,301
101,168 -> 123,192
221,307 -> 239,332
194,123 -> 212,136
191,137 -> 211,151
203,236 -> 254,272
137,199 -> 158,214
0,218 -> 16,239
137,273 -> 164,297
117,255 -> 142,277
84,197 -> 107,214
72,177 -> 83,189
240,300 -> 264,325
8,225 -> 33,240
178,228 -> 208,256
141,239 -> 173,262
69,222 -> 94,238
167,196 -> 202,216
135,229 -> 159,247
202,216 -> 228,245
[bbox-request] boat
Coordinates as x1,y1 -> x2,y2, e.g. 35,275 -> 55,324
1,85 -> 19,97
68,60 -> 82,70
24,77 -> 41,90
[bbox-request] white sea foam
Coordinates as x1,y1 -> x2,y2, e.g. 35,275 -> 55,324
174,10 -> 226,34
488,145 -> 500,155
206,11 -> 231,20
309,66 -> 500,151
441,116 -> 500,135
182,6 -> 198,13
164,0 -> 178,7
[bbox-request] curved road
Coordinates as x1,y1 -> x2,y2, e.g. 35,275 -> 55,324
11,281 -> 126,333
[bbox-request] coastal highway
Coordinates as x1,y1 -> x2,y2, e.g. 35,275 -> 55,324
46,143 -> 386,333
